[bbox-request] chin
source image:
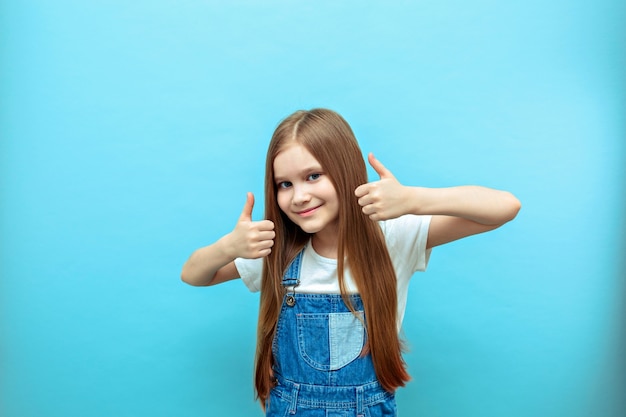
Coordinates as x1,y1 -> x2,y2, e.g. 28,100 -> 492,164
298,226 -> 319,234
294,222 -> 323,235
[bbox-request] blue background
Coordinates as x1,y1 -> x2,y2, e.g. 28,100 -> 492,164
1,1 -> 624,416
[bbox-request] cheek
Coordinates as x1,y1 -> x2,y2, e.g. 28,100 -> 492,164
276,191 -> 290,212
322,180 -> 339,202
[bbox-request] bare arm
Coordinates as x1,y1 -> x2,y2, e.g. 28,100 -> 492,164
181,193 -> 275,286
181,241 -> 240,287
355,153 -> 521,249
411,185 -> 520,248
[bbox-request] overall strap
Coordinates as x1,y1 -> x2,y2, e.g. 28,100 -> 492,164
281,249 -> 304,287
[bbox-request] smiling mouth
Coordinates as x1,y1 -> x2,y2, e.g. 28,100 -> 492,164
296,205 -> 322,216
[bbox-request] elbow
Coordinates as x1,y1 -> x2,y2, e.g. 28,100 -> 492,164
180,268 -> 200,286
180,269 -> 192,285
180,268 -> 213,287
503,192 -> 521,223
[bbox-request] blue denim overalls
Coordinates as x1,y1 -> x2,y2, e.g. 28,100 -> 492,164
266,250 -> 397,417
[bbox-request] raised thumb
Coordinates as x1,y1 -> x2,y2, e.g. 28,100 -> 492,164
368,153 -> 394,179
239,192 -> 254,221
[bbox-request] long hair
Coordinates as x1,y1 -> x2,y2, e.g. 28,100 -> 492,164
254,109 -> 410,406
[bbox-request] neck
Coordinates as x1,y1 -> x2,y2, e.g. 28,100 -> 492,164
311,230 -> 338,259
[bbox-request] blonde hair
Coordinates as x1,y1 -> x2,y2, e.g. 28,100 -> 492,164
255,108 -> 409,406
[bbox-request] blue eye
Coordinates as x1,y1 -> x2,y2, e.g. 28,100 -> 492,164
308,173 -> 321,181
277,181 -> 292,189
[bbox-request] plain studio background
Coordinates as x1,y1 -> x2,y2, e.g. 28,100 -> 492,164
1,1 -> 624,416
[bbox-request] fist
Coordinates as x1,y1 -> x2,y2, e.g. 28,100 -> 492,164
226,192 -> 275,259
355,153 -> 409,221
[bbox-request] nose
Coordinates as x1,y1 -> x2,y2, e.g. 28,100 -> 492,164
292,184 -> 311,205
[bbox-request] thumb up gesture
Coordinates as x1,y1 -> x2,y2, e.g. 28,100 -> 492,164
355,153 -> 411,221
225,192 -> 275,259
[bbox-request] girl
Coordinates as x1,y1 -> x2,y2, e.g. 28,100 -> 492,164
181,108 -> 520,416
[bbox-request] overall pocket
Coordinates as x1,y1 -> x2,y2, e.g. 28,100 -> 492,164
296,311 -> 365,371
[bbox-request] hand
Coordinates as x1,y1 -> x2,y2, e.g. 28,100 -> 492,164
355,153 -> 410,221
223,192 -> 275,259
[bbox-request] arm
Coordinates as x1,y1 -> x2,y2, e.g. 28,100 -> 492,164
180,192 -> 275,286
355,153 -> 521,249
408,185 -> 520,248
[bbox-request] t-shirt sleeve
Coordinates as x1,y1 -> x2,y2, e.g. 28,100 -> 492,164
233,257 -> 263,292
381,214 -> 432,273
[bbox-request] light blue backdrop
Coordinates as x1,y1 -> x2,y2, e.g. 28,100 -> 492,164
1,1 -> 624,416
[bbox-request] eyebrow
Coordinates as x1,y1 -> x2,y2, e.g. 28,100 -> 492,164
274,165 -> 323,183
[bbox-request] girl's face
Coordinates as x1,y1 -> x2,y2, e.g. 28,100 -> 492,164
273,143 -> 340,241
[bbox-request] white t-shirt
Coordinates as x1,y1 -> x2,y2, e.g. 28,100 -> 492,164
234,214 -> 432,328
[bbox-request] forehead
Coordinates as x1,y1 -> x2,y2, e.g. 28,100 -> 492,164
273,143 -> 322,177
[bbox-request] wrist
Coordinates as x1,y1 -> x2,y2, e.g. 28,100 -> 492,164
405,186 -> 430,215
216,234 -> 236,262
407,186 -> 451,216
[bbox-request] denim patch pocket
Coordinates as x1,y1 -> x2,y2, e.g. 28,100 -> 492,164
296,311 -> 364,371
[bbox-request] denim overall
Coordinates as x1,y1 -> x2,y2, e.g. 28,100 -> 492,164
266,250 -> 397,417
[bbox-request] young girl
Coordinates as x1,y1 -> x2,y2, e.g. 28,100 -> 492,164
181,108 -> 521,416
